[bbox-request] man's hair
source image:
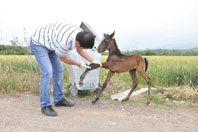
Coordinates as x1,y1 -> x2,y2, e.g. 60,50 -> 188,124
76,31 -> 96,49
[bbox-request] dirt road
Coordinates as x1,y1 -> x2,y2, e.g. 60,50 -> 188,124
0,94 -> 198,132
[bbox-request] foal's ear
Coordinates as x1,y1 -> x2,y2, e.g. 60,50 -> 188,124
104,33 -> 106,36
109,31 -> 115,39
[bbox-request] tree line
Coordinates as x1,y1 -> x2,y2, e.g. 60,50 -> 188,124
0,45 -> 30,55
0,45 -> 197,56
103,48 -> 198,56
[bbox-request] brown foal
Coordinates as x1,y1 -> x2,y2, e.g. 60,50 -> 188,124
80,31 -> 152,105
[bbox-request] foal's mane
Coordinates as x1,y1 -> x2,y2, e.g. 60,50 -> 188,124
112,39 -> 123,56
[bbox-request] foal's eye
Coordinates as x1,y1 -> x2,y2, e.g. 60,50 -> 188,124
104,40 -> 109,44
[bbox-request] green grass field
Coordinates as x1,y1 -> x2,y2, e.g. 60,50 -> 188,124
0,55 -> 198,97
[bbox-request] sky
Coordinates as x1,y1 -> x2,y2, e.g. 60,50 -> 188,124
0,0 -> 197,51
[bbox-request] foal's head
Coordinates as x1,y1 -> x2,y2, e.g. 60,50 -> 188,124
97,31 -> 115,53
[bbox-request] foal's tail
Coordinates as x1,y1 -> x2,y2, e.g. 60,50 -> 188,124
144,58 -> 148,72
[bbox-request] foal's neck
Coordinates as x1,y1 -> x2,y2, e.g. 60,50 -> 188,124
109,39 -> 122,55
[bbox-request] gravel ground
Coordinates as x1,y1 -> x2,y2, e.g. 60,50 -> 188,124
0,93 -> 198,132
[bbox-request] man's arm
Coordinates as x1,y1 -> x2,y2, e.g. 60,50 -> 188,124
60,56 -> 81,66
60,56 -> 91,69
76,48 -> 94,63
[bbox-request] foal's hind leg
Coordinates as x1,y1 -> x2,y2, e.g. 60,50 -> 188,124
92,70 -> 115,104
122,69 -> 138,102
137,69 -> 152,106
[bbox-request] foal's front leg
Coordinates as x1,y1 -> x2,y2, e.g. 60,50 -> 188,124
79,69 -> 90,87
79,63 -> 101,86
92,70 -> 115,104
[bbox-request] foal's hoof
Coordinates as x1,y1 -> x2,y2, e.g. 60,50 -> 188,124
147,102 -> 151,106
91,100 -> 96,105
79,82 -> 83,87
91,98 -> 99,105
121,97 -> 129,102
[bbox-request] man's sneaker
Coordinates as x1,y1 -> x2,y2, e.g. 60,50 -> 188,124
41,105 -> 57,116
54,98 -> 74,107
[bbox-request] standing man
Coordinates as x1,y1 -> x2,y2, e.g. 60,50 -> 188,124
29,22 -> 101,116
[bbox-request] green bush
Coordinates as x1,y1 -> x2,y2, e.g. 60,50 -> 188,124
0,45 -> 30,55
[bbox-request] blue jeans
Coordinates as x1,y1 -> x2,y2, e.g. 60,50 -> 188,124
29,39 -> 64,108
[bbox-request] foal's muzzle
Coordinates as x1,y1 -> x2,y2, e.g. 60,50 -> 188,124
97,48 -> 102,53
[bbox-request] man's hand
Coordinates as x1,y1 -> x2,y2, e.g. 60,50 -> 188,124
80,62 -> 91,69
92,60 -> 102,67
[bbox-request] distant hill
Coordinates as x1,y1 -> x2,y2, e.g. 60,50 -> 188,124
183,48 -> 198,51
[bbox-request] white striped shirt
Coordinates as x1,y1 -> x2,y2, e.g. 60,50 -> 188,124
31,22 -> 82,56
